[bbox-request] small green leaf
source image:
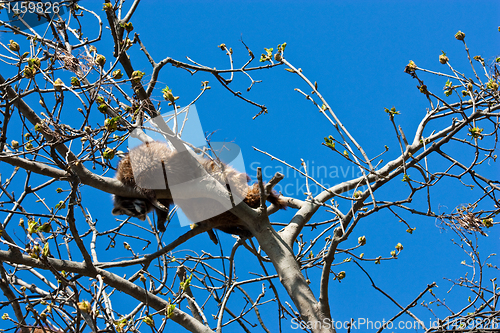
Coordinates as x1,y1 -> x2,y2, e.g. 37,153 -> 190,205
384,106 -> 400,116
166,303 -> 176,319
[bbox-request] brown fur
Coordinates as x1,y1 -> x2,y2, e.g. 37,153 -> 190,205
112,141 -> 287,237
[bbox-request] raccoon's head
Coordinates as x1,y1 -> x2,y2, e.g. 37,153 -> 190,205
112,196 -> 152,221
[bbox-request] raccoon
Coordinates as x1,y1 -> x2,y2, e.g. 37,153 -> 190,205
112,141 -> 287,238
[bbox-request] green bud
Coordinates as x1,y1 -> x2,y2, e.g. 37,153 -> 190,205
71,77 -> 80,86
112,69 -> 123,79
98,104 -> 108,113
55,201 -> 66,210
486,80 -> 498,91
131,70 -> 145,82
103,147 -> 115,160
455,31 -> 465,40
95,54 -> 106,67
404,60 -> 417,73
30,244 -> 40,259
104,118 -> 118,132
384,106 -> 400,116
53,78 -> 64,91
166,303 -> 176,319
38,222 -> 51,233
468,127 -> 483,139
143,315 -> 154,327
23,66 -> 36,78
482,218 -> 493,228
27,219 -> 38,234
28,57 -> 41,69
162,86 -> 175,102
123,22 -> 133,32
77,301 -> 91,313
102,3 -> 113,12
8,40 -> 20,52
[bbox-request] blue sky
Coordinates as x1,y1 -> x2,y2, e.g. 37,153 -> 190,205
124,3 -> 499,329
1,1 -> 499,332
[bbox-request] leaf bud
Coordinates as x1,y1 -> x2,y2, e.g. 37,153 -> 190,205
439,52 -> 448,64
112,69 -> 123,79
103,147 -> 115,160
98,104 -> 108,113
53,78 -> 64,91
8,40 -> 20,52
104,118 -> 117,132
102,3 -> 113,12
95,54 -> 106,67
123,22 -> 133,32
131,70 -> 145,82
71,77 -> 80,86
77,300 -> 91,313
23,66 -> 36,78
482,218 -> 493,228
143,315 -> 154,327
28,57 -> 41,69
455,31 -> 465,40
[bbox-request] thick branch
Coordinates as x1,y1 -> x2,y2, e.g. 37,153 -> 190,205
0,250 -> 214,333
